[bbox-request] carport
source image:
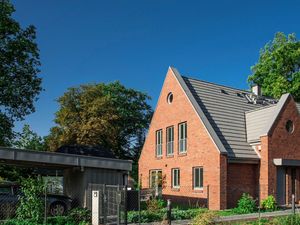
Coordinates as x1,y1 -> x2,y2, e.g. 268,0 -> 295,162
0,147 -> 132,207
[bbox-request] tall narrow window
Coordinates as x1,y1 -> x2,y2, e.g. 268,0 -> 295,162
193,167 -> 203,189
149,170 -> 162,188
155,130 -> 163,157
178,122 -> 187,153
172,168 -> 180,188
166,126 -> 174,155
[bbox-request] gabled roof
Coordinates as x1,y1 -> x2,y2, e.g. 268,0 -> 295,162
170,67 -> 281,161
246,94 -> 292,143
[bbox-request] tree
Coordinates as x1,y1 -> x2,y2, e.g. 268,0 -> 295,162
46,81 -> 153,160
248,32 -> 300,100
0,0 -> 42,146
13,124 -> 45,151
0,124 -> 45,181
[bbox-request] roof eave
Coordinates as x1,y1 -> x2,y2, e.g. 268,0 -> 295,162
261,93 -> 291,136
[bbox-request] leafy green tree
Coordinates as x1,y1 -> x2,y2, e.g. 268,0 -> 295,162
13,124 -> 45,151
248,32 -> 300,100
0,0 -> 42,146
46,81 -> 153,160
0,124 -> 45,181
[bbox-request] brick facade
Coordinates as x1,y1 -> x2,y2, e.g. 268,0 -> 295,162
227,163 -> 258,208
259,96 -> 300,204
139,68 -> 227,210
139,68 -> 300,209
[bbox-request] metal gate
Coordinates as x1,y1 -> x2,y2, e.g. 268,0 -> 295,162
87,184 -> 127,225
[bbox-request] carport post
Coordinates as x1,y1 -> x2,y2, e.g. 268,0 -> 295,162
124,185 -> 128,225
44,180 -> 47,225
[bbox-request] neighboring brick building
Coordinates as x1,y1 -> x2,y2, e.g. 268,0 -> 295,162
138,67 -> 300,210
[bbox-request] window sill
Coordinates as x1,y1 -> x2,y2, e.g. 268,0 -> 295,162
171,187 -> 180,191
178,152 -> 187,157
193,188 -> 204,193
166,155 -> 174,158
155,156 -> 163,160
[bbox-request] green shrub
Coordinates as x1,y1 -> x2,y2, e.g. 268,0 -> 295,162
261,195 -> 277,211
192,211 -> 217,225
2,219 -> 37,225
271,214 -> 300,225
68,207 -> 91,223
172,208 -> 207,220
234,193 -> 257,214
127,210 -> 164,223
146,198 -> 166,211
16,177 -> 45,224
47,216 -> 76,225
127,208 -> 204,223
3,217 -> 78,225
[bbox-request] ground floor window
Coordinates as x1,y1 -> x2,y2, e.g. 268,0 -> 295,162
193,167 -> 203,189
149,170 -> 162,188
172,168 -> 180,188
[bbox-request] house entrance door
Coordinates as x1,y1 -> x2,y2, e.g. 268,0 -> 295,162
276,167 -> 286,205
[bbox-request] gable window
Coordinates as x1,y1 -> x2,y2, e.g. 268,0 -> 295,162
193,167 -> 203,190
178,122 -> 187,153
156,130 -> 163,157
166,126 -> 174,155
286,120 -> 294,134
172,168 -> 180,188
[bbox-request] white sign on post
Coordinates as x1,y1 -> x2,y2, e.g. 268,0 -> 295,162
92,190 -> 99,225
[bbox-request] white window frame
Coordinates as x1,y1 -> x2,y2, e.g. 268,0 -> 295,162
178,122 -> 187,153
172,168 -> 180,188
193,167 -> 203,190
155,130 -> 163,157
149,170 -> 162,188
166,126 -> 174,155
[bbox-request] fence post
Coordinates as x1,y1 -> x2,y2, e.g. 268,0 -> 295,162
103,184 -> 107,225
167,199 -> 172,225
138,189 -> 141,225
117,185 -> 120,225
124,185 -> 128,225
207,185 -> 210,209
292,194 -> 295,215
44,180 -> 47,225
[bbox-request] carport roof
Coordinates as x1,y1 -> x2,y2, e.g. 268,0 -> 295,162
0,147 -> 132,171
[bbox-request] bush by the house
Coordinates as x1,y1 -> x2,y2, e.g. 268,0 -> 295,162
146,198 -> 166,211
68,207 -> 91,223
261,195 -> 277,211
270,214 -> 300,225
192,210 -> 218,225
127,208 -> 205,223
16,177 -> 45,224
234,193 -> 257,214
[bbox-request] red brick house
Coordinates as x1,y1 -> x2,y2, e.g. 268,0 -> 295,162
138,67 -> 300,210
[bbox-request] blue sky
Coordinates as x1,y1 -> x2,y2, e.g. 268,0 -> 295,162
12,0 -> 300,136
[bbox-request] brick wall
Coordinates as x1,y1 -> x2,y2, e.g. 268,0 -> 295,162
260,96 -> 300,203
138,68 -> 227,210
227,163 -> 258,208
